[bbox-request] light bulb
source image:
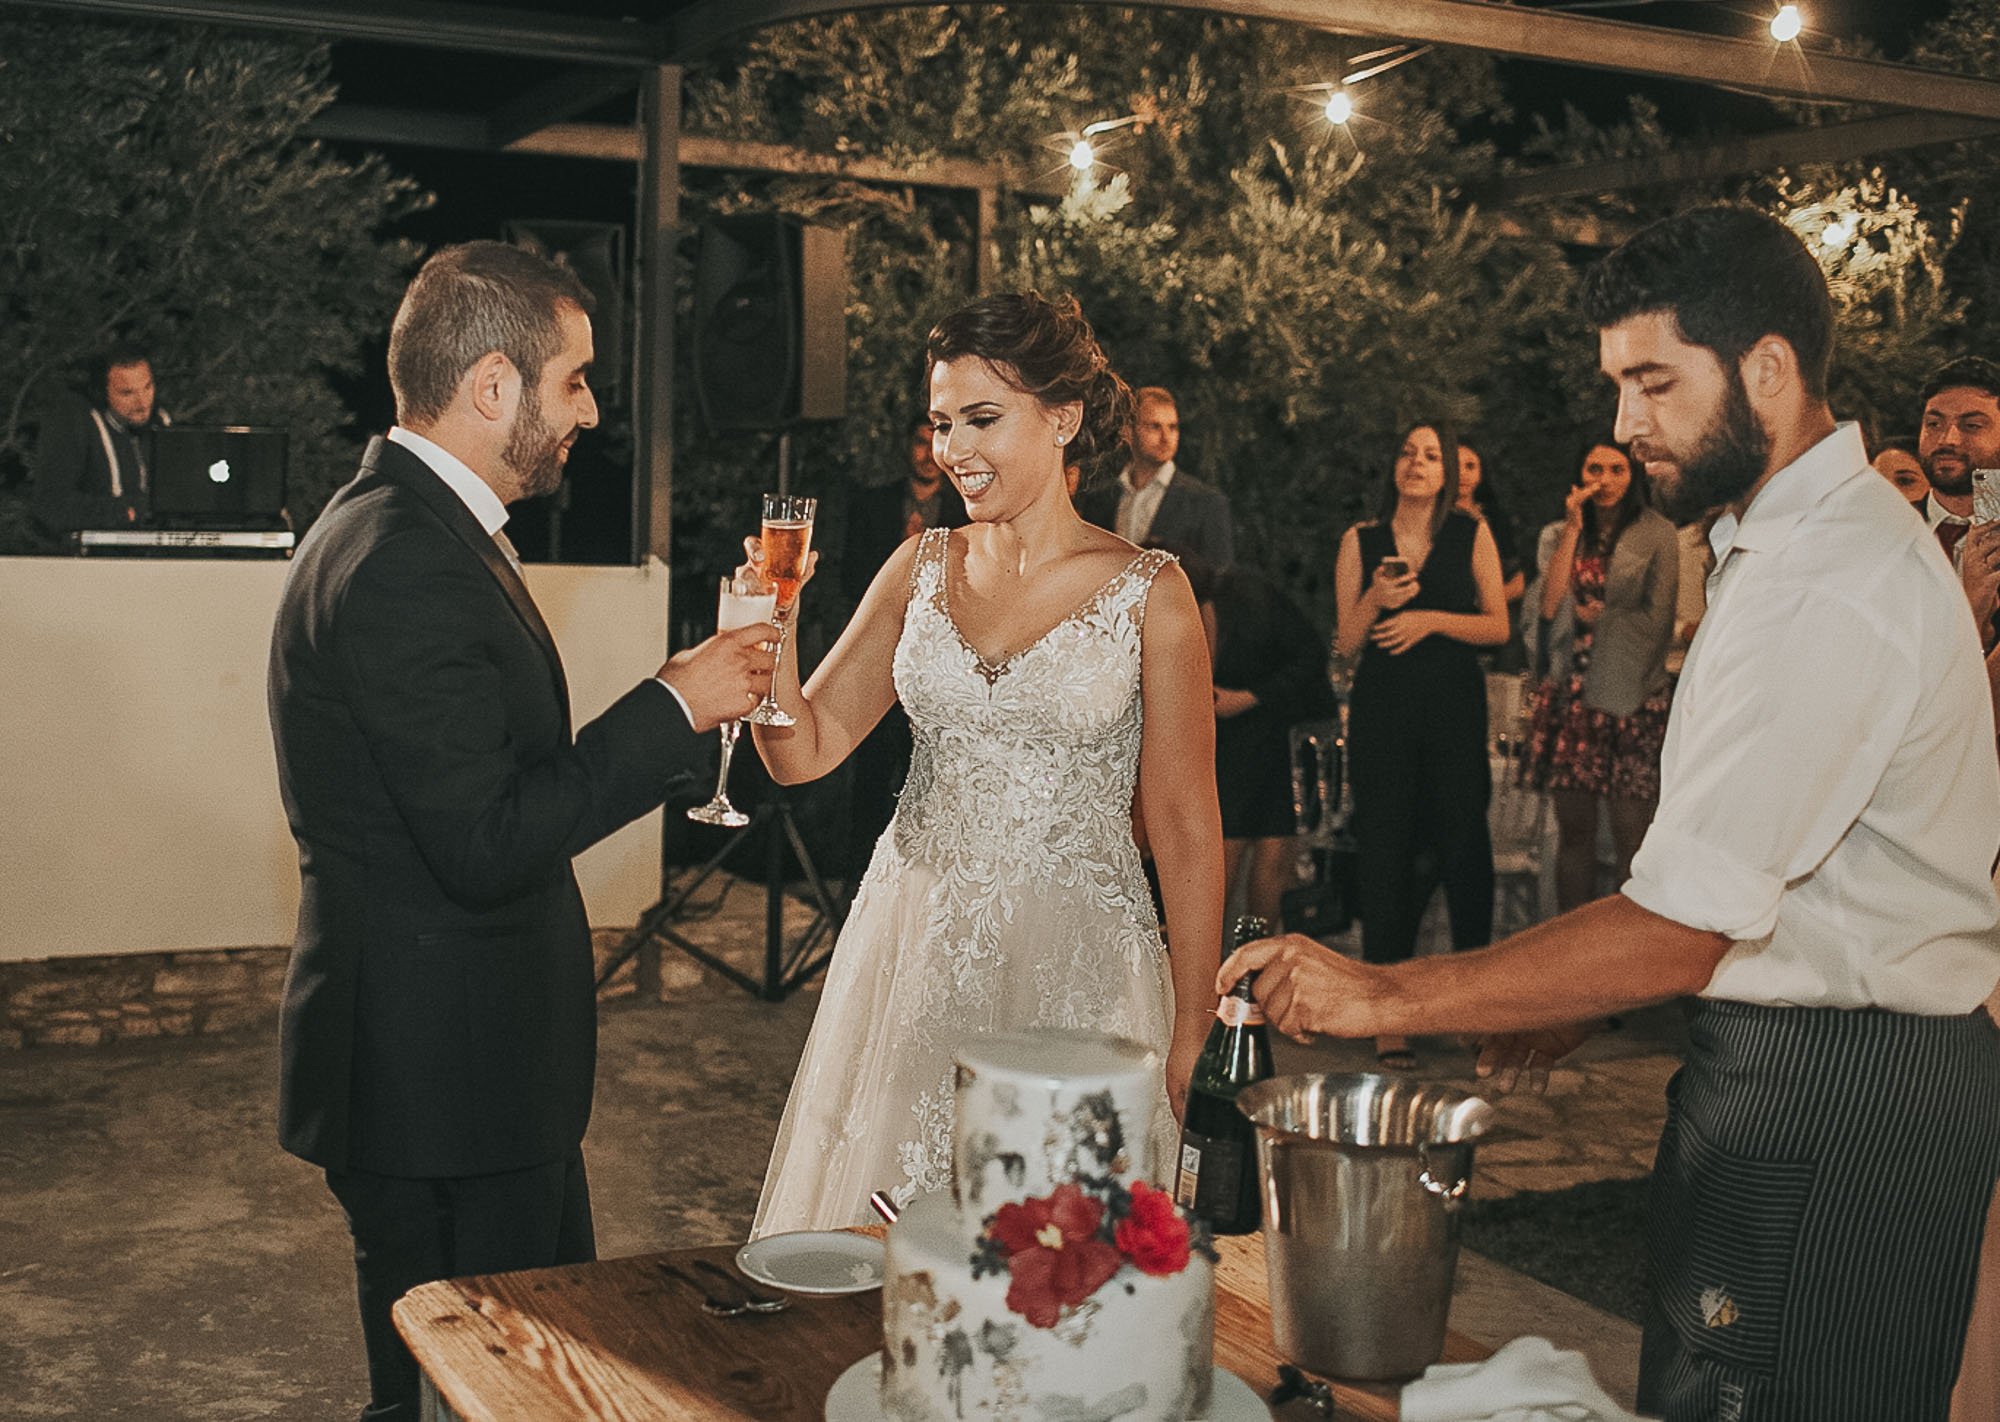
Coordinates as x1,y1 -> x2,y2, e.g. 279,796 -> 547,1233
1324,89 -> 1354,125
1821,219 -> 1854,250
1770,5 -> 1802,42
1068,139 -> 1095,172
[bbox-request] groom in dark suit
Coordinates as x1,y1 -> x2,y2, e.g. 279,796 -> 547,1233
268,242 -> 774,1420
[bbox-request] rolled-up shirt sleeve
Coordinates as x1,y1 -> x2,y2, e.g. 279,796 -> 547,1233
1623,583 -> 1918,939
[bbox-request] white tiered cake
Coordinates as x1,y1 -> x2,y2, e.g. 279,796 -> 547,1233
880,1031 -> 1216,1420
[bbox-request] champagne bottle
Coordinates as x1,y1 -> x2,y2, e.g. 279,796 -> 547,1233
1173,915 -> 1276,1234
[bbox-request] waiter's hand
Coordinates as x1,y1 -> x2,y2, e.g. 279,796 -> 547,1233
658,623 -> 777,732
1473,1022 -> 1600,1095
1217,933 -> 1385,1043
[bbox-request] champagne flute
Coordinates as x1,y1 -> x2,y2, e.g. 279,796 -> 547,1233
745,493 -> 816,728
687,575 -> 777,827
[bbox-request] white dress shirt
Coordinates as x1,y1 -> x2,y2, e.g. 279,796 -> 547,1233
1624,423 -> 2000,1013
1115,460 -> 1176,545
387,426 -> 694,729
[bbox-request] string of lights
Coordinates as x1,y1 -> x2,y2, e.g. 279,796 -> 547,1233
1057,3 -> 1816,173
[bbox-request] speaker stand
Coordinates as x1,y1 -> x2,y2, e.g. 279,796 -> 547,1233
596,783 -> 844,1002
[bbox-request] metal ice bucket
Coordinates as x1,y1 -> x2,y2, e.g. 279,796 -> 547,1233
1235,1072 -> 1493,1380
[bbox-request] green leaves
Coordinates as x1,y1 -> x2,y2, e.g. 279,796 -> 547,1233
0,16 -> 423,545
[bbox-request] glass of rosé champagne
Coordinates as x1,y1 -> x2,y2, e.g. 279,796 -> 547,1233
687,575 -> 778,827
745,493 -> 816,728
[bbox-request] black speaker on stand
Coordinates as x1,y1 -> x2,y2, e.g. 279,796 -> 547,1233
693,214 -> 847,432
598,214 -> 850,1002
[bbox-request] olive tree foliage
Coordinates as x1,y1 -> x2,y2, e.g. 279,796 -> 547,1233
0,17 -> 424,551
1515,92 -> 1963,478
683,6 -> 1595,620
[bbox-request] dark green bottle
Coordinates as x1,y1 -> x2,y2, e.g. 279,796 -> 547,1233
1173,916 -> 1276,1234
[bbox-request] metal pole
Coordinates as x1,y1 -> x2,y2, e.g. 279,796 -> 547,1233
776,431 -> 793,498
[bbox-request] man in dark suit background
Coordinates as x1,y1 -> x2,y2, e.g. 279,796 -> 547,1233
31,343 -> 171,537
268,242 -> 775,1421
839,415 -> 967,606
1076,384 -> 1235,568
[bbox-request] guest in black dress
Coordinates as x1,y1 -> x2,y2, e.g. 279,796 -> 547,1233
1333,421 -> 1511,1068
1173,551 -> 1338,930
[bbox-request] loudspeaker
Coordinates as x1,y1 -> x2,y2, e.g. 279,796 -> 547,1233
693,214 -> 847,431
503,219 -> 628,407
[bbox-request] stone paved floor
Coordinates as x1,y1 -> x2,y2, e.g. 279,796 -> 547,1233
1,872 -> 1667,1418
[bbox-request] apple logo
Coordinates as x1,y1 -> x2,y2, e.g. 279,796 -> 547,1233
208,458 -> 231,484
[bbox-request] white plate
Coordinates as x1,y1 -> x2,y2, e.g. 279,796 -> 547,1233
735,1230 -> 885,1295
825,1352 -> 1270,1420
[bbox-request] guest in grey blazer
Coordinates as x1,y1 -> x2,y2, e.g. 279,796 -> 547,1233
1521,437 -> 1679,910
1076,385 -> 1235,568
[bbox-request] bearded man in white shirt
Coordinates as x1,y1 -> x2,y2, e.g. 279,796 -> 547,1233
1222,206 -> 2000,1422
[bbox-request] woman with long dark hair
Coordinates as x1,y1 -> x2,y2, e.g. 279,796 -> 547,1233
1522,436 -> 1679,911
745,291 -> 1224,1231
1334,422 -> 1510,1068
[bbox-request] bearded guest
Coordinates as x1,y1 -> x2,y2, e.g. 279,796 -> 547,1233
268,241 -> 776,1421
1917,357 -> 2000,565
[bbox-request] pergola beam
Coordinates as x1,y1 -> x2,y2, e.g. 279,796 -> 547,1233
306,105 -> 1065,196
0,0 -> 666,64
672,0 -> 2000,125
486,67 -> 641,151
1496,111 -> 2000,205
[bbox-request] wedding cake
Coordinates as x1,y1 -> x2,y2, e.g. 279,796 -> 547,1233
880,1031 -> 1216,1420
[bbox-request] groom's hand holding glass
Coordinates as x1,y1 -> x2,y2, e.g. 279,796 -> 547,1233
657,622 -> 779,733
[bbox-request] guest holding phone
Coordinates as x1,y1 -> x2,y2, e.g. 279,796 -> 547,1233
1333,421 -> 1510,1069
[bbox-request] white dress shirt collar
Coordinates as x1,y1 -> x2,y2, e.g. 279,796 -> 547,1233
1923,491 -> 1970,531
388,426 -> 510,537
1118,459 -> 1176,496
1708,422 -> 1866,562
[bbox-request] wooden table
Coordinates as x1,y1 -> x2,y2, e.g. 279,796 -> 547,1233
396,1231 -> 1487,1420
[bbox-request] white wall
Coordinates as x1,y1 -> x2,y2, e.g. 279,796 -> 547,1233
0,555 -> 673,962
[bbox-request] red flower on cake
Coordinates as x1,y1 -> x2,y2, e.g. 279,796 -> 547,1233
986,1182 -> 1123,1328
1114,1180 -> 1192,1276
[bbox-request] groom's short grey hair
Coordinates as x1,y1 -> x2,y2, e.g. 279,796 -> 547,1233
388,241 -> 593,426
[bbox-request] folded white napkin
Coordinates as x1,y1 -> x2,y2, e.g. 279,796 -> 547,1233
1399,1337 -> 1651,1422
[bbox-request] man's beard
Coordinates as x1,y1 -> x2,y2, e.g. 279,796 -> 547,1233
1637,369 -> 1770,524
1923,449 -> 1976,498
503,381 -> 572,500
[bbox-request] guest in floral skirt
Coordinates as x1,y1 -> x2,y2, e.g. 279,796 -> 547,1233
1524,437 -> 1679,911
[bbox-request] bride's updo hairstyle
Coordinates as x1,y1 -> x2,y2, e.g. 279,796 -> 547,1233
924,291 -> 1135,481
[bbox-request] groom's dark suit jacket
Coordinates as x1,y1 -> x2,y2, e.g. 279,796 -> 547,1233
268,436 -> 704,1179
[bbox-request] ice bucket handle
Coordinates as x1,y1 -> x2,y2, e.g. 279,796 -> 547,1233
1416,1142 -> 1471,1212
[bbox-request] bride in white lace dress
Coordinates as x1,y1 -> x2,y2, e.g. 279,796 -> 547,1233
747,293 -> 1224,1233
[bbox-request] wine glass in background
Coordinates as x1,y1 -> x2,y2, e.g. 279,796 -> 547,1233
687,575 -> 778,827
745,493 -> 816,728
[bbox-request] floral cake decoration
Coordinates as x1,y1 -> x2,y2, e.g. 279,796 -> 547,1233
968,1090 -> 1217,1329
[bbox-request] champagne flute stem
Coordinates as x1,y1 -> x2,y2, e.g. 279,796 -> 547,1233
713,719 -> 740,798
770,611 -> 795,707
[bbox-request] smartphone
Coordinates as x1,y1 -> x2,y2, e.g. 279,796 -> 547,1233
1973,471 -> 2000,525
1379,556 -> 1411,580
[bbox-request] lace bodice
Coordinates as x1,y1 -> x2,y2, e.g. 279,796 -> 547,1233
751,527 -> 1181,1231
893,528 -> 1173,888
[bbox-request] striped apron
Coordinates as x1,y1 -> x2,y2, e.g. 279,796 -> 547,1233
1638,1000 -> 2000,1422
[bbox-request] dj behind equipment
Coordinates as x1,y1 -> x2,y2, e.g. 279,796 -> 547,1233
76,425 -> 293,558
